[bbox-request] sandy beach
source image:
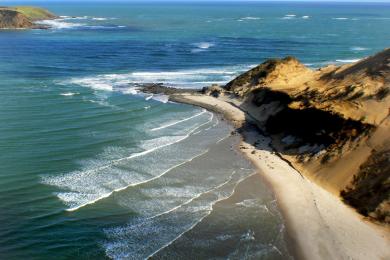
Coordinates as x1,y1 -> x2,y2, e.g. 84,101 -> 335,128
170,93 -> 390,260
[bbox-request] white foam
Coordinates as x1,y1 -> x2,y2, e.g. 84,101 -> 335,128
66,146 -> 210,212
103,167 -> 254,258
272,245 -> 283,256
60,92 -> 79,96
351,47 -> 369,51
302,16 -> 310,19
240,16 -> 261,20
236,199 -> 264,209
150,110 -> 207,131
144,172 -> 256,259
335,59 -> 361,63
139,135 -> 189,151
36,19 -> 85,29
143,155 -> 231,221
150,94 -> 169,103
195,42 -> 214,49
64,64 -> 256,91
333,17 -> 349,20
61,16 -> 114,21
44,113 -> 214,211
282,14 -> 296,19
144,173 -> 239,259
38,16 -> 121,30
69,77 -> 113,91
240,230 -> 256,241
191,42 -> 215,52
61,16 -> 89,20
92,17 -> 108,21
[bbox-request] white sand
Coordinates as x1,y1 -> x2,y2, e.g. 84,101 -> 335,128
171,93 -> 390,260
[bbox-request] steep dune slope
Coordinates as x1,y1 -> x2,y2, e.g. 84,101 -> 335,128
223,49 -> 390,223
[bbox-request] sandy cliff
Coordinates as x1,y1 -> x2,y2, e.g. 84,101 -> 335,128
220,48 -> 390,224
140,49 -> 390,258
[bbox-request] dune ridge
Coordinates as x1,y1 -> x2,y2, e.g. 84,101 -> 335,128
141,48 -> 390,259
221,48 -> 390,224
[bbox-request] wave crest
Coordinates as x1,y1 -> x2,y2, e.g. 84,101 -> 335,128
62,64 -> 256,91
36,19 -> 85,29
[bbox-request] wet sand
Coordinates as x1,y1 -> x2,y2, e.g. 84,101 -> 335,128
170,93 -> 390,260
146,129 -> 292,259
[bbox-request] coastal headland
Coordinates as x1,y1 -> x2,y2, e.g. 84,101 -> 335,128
141,48 -> 390,259
0,6 -> 55,29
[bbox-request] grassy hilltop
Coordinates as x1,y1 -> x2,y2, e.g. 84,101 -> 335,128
0,6 -> 55,29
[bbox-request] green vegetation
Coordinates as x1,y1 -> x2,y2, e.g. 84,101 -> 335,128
0,6 -> 55,21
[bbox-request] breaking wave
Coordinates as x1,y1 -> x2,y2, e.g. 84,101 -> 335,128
60,92 -> 79,96
335,58 -> 361,63
62,64 -> 257,92
36,19 -> 85,29
41,112 -> 227,211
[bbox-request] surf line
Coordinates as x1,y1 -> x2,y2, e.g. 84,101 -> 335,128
62,112 -> 213,188
122,167 -> 243,232
146,170 -> 237,220
150,109 -> 207,131
65,113 -> 214,212
145,172 -> 257,259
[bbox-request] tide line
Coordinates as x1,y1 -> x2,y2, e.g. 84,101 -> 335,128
147,170 -> 237,220
150,109 -> 207,131
145,172 -> 257,259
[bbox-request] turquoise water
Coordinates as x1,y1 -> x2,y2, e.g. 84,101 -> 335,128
1,1 -> 390,259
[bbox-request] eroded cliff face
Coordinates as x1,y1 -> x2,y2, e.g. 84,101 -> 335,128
0,9 -> 33,29
0,6 -> 55,29
223,49 -> 390,224
227,49 -> 390,125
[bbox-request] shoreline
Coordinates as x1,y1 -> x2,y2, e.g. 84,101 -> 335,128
169,93 -> 390,260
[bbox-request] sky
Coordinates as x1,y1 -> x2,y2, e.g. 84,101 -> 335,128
2,0 -> 390,2
2,0 -> 390,3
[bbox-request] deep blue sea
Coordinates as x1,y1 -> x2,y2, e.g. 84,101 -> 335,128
1,1 -> 390,259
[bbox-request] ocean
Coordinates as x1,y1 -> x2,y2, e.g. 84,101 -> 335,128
1,1 -> 389,259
